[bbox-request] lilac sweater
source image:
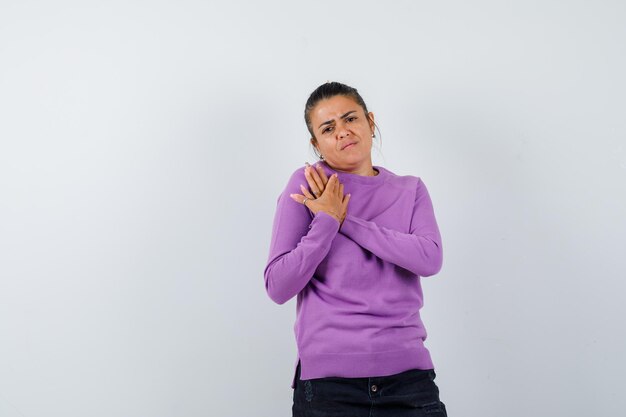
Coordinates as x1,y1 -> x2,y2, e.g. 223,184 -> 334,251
264,162 -> 443,389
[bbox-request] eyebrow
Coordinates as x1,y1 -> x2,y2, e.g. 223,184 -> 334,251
318,110 -> 357,130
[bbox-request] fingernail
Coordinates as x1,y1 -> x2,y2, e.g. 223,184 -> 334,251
305,162 -> 310,167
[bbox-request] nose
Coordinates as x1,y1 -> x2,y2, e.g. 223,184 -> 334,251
336,123 -> 350,139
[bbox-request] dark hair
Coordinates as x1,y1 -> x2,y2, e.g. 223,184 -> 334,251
304,81 -> 381,158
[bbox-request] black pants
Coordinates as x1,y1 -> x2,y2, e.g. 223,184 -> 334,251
293,360 -> 448,417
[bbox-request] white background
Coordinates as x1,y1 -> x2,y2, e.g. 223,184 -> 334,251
1,1 -> 625,416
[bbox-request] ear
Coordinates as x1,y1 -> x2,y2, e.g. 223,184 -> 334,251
310,137 -> 319,152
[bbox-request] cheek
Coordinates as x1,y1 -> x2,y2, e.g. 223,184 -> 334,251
359,123 -> 372,136
318,140 -> 336,153
361,127 -> 373,141
364,135 -> 374,149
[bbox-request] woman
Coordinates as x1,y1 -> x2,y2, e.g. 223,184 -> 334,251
264,81 -> 448,417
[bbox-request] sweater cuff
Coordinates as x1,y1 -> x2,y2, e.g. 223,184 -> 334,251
337,213 -> 360,237
310,211 -> 341,233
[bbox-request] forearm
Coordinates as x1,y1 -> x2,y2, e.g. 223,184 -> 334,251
339,214 -> 442,276
264,211 -> 339,304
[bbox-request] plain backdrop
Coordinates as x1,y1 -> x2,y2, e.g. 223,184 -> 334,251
1,1 -> 625,416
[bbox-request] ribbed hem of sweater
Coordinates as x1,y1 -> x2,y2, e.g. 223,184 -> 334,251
290,342 -> 434,389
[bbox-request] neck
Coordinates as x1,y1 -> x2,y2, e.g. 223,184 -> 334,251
323,161 -> 378,177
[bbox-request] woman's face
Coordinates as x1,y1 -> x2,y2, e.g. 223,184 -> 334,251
309,95 -> 375,172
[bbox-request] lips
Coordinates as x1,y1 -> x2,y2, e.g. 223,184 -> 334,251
341,142 -> 357,150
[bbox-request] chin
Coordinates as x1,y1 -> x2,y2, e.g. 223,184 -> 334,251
333,157 -> 367,167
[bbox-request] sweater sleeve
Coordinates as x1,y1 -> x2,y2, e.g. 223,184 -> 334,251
338,177 -> 443,277
263,169 -> 340,305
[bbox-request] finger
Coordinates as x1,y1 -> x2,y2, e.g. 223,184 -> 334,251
342,193 -> 351,208
327,174 -> 338,194
335,179 -> 344,198
314,163 -> 329,187
300,184 -> 315,199
305,165 -> 325,196
321,174 -> 333,196
289,193 -> 305,204
339,193 -> 351,224
304,166 -> 323,197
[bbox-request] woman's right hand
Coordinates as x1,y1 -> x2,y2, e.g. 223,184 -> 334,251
290,173 -> 351,226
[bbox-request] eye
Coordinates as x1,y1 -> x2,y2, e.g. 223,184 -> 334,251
346,116 -> 357,122
322,126 -> 334,134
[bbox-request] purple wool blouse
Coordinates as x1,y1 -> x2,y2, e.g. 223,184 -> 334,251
264,161 -> 443,388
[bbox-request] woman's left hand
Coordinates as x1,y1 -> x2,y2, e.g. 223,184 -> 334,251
304,162 -> 329,198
